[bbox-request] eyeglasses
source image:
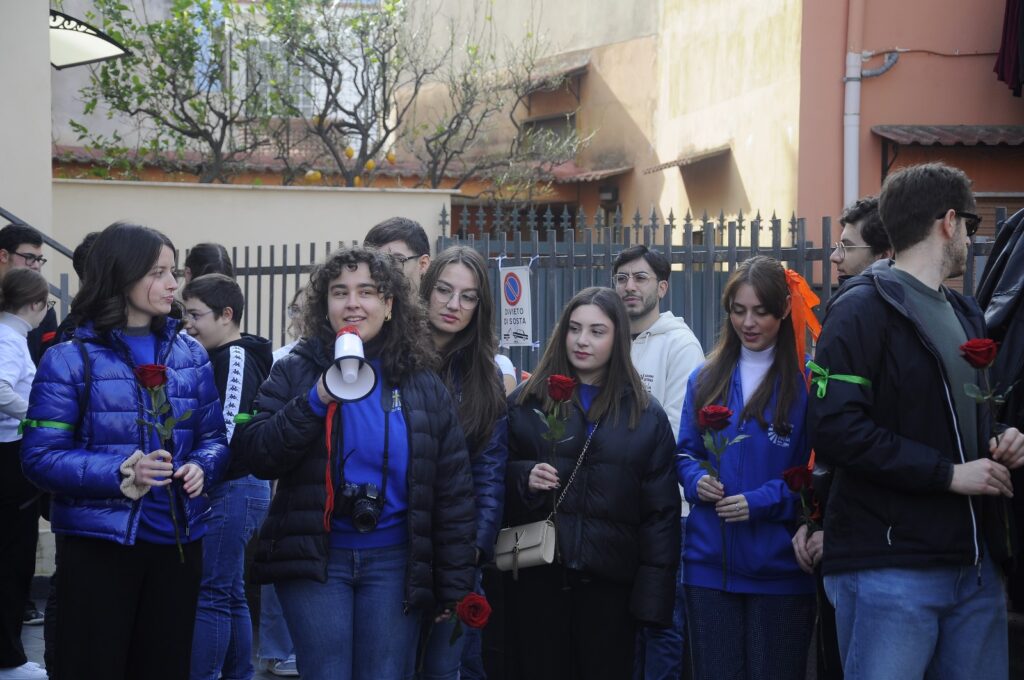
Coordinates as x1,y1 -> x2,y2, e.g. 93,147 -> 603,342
612,271 -> 654,286
13,252 -> 46,266
185,309 -> 215,323
936,209 -> 982,237
433,282 -> 480,309
830,242 -> 874,261
389,252 -> 419,266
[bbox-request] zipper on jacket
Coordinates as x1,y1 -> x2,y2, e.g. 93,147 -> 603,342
398,388 -> 416,613
874,280 -> 981,566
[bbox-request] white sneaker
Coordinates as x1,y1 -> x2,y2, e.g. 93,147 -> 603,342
0,661 -> 48,679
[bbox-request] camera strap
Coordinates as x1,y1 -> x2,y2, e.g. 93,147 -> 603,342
329,386 -> 395,506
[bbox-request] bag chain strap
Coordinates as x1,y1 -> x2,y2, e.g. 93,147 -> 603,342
549,418 -> 601,517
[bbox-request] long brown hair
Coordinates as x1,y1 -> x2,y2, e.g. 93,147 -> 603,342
299,245 -> 437,383
518,287 -> 648,429
694,256 -> 800,433
421,247 -> 505,452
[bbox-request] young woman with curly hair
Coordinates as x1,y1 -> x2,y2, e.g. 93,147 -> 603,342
235,245 -> 477,680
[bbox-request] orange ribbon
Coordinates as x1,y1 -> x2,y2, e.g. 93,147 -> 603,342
785,269 -> 821,375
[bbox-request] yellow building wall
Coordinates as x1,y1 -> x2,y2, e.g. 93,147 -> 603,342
653,0 -> 804,226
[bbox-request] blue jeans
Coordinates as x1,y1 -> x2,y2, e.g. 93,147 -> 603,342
257,583 -> 295,663
191,476 -> 270,680
277,543 -> 421,680
419,570 -> 484,680
824,554 -> 1008,680
634,517 -> 686,680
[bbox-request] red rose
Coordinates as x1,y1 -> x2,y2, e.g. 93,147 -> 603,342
547,374 -> 577,402
782,465 -> 813,493
134,364 -> 168,389
697,405 -> 733,432
455,592 -> 491,629
960,338 -> 998,369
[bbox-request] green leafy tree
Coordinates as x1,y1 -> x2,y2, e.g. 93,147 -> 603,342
399,4 -> 589,204
261,0 -> 447,187
76,0 -> 269,183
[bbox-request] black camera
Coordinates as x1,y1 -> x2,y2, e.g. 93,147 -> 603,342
337,482 -> 383,533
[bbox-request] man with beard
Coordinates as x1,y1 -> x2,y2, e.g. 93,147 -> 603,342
612,245 -> 703,680
809,162 -> 1024,679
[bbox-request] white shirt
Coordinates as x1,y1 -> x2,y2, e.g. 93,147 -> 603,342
739,344 -> 775,406
0,313 -> 36,442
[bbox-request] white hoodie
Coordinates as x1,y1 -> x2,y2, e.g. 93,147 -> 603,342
631,311 -> 704,440
631,312 -> 704,516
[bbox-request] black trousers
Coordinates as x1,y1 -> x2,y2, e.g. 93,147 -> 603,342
504,564 -> 636,680
0,439 -> 40,669
54,535 -> 202,680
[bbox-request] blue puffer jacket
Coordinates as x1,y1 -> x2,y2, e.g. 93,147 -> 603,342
20,318 -> 229,545
676,364 -> 813,596
471,414 -> 508,562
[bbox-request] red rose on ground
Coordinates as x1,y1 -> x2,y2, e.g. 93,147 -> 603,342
960,338 -> 998,369
455,592 -> 492,629
547,374 -> 577,402
782,465 -> 813,493
697,405 -> 733,432
134,364 -> 168,389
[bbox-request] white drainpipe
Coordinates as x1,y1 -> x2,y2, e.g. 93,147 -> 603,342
843,51 -> 862,208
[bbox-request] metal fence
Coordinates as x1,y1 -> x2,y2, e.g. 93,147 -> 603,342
435,207 -> 1000,373
0,204 -> 1002,374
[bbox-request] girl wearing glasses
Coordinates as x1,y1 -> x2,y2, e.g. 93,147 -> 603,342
234,245 -> 476,680
676,256 -> 814,680
503,287 -> 680,679
417,246 -> 508,680
20,222 -> 229,680
0,269 -> 53,680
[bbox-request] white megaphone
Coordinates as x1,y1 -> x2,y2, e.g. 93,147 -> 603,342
322,326 -> 377,402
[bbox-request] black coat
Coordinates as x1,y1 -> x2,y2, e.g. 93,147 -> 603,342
233,337 -> 477,612
809,262 -> 1014,574
505,386 -> 680,626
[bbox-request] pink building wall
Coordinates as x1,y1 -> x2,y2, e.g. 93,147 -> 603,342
798,0 -> 1023,224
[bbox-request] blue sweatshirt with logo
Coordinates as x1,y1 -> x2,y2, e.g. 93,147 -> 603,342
307,358 -> 410,549
676,364 -> 813,595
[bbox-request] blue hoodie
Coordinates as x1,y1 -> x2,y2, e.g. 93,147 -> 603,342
676,364 -> 813,595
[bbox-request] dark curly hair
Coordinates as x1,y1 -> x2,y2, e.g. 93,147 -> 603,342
299,245 -> 437,382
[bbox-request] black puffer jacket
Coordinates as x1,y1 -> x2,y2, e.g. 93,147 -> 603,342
809,262 -> 1014,574
505,386 -> 680,626
234,337 -> 477,611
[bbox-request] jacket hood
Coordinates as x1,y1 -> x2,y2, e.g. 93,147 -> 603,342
637,312 -> 691,339
290,336 -> 332,370
217,333 -> 274,377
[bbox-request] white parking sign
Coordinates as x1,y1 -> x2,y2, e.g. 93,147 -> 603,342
499,266 -> 533,348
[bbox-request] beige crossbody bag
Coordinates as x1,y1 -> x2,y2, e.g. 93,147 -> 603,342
494,420 -> 600,580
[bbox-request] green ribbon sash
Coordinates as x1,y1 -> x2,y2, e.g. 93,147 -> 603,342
806,360 -> 872,398
18,419 -> 75,436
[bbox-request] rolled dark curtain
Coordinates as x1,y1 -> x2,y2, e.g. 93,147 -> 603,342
993,0 -> 1022,96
